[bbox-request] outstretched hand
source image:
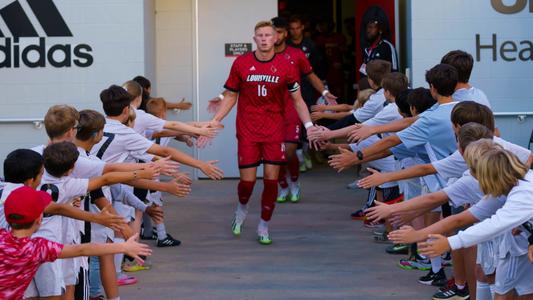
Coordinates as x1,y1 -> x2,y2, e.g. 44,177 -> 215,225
357,168 -> 386,189
200,160 -> 224,180
364,201 -> 392,222
207,98 -> 222,114
328,147 -> 358,172
418,234 -> 451,258
124,234 -> 153,264
347,124 -> 374,144
97,205 -> 126,231
388,225 -> 422,244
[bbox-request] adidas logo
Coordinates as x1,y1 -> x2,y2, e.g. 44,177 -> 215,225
249,66 -> 256,71
0,0 -> 93,68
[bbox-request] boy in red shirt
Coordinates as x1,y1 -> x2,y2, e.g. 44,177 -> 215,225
0,186 -> 151,300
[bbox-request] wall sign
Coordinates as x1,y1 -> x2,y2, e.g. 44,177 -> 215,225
225,43 -> 252,57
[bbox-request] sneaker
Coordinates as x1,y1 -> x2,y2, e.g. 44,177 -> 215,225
289,183 -> 301,203
351,209 -> 366,220
257,231 -> 272,245
363,218 -> 384,228
157,234 -> 181,247
122,261 -> 150,272
441,252 -> 453,267
140,228 -> 157,240
374,231 -> 391,243
346,180 -> 359,190
418,268 -> 447,287
231,216 -> 244,236
386,244 -> 409,255
398,255 -> 431,271
277,187 -> 289,203
299,162 -> 307,172
438,278 -> 456,292
433,284 -> 469,300
117,274 -> 137,286
304,154 -> 313,169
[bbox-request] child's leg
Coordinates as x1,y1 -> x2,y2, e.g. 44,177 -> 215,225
100,252 -> 119,298
131,209 -> 143,235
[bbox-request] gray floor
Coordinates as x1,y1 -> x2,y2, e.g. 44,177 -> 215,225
121,166 -> 436,300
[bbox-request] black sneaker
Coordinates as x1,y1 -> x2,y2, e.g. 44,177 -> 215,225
385,243 -> 409,255
157,234 -> 181,247
433,284 -> 469,300
419,268 -> 447,287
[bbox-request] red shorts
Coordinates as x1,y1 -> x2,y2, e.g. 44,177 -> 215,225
238,139 -> 286,169
284,122 -> 302,144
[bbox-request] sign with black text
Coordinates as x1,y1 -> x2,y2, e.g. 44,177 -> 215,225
225,43 -> 252,57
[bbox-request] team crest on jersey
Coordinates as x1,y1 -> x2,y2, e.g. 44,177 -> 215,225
249,66 -> 256,71
270,65 -> 277,73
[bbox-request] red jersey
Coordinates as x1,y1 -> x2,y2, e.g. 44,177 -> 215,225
224,51 -> 299,142
0,229 -> 63,300
279,46 -> 313,124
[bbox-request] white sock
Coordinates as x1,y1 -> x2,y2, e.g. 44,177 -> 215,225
237,203 -> 248,215
430,256 -> 442,273
476,281 -> 492,300
456,283 -> 465,290
296,149 -> 304,163
156,223 -> 167,240
257,219 -> 269,234
489,284 -> 496,298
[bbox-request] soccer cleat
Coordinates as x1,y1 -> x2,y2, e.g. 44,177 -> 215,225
257,231 -> 272,245
277,187 -> 289,203
398,255 -> 431,271
432,284 -> 470,300
231,217 -> 244,236
157,234 -> 181,247
304,155 -> 313,169
289,182 -> 301,203
385,243 -> 409,255
117,274 -> 137,286
418,268 -> 447,287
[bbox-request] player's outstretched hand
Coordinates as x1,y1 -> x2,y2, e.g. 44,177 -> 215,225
418,234 -> 450,258
324,91 -> 338,104
165,180 -> 192,198
124,234 -> 153,265
139,164 -> 160,180
207,98 -> 222,114
196,136 -> 213,149
328,147 -> 358,172
347,124 -> 374,144
197,126 -> 219,139
310,104 -> 327,112
307,125 -> 330,142
175,98 -> 192,110
174,172 -> 192,185
145,205 -> 164,223
364,201 -> 392,222
153,156 -> 180,177
200,160 -> 224,180
97,205 -> 126,231
388,226 -> 421,244
357,168 -> 386,189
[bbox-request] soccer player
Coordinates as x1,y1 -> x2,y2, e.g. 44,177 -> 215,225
271,16 -> 337,203
208,21 -> 318,245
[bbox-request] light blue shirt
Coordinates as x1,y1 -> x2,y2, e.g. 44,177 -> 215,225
396,102 -> 457,161
453,86 -> 491,108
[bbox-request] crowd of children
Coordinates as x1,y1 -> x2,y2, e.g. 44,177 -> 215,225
0,76 -> 223,300
308,50 -> 533,300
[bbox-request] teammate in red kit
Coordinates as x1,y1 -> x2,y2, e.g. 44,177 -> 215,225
209,21 -> 318,245
271,17 -> 337,203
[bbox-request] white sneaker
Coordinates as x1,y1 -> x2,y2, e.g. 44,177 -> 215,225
289,181 -> 301,203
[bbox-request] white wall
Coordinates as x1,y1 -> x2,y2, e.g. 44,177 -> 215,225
0,0 -> 153,175
195,0 -> 278,178
409,0 -> 533,147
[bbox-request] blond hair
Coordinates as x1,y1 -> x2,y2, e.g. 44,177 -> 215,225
353,89 -> 375,109
146,97 -> 167,116
44,105 -> 80,139
464,139 -> 528,196
255,20 -> 274,32
125,105 -> 136,127
122,80 -> 143,99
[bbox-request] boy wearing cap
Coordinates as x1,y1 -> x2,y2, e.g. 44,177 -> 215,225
0,186 -> 151,300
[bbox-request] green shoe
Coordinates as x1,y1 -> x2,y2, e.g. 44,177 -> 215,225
231,217 -> 243,236
258,233 -> 272,245
299,162 -> 307,172
304,155 -> 313,169
277,187 -> 289,203
289,190 -> 300,203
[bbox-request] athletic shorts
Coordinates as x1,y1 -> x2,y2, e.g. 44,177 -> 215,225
476,240 -> 497,275
284,122 -> 302,144
495,253 -> 533,296
238,139 -> 286,169
24,260 -> 65,298
113,201 -> 135,222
